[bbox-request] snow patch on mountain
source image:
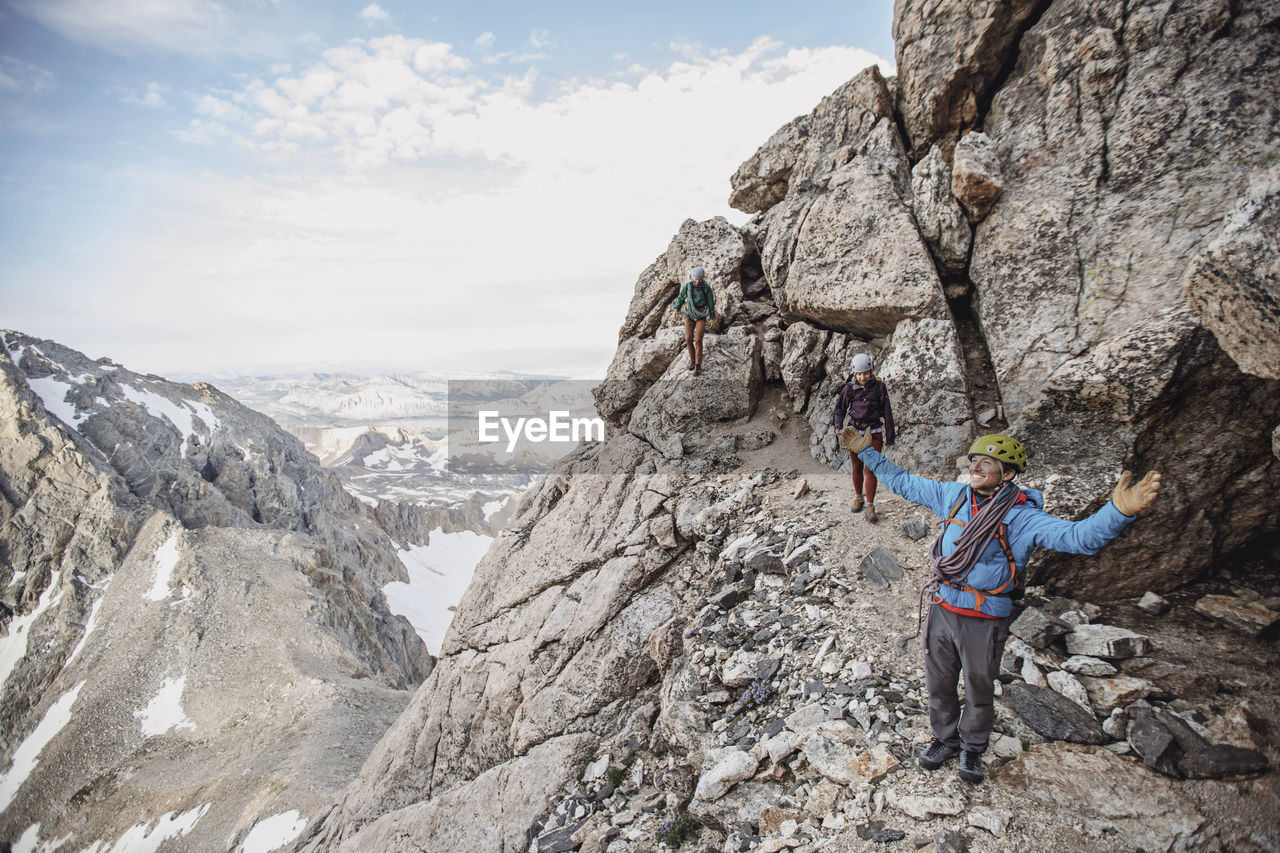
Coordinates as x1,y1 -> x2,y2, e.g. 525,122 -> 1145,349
79,803 -> 211,853
24,375 -> 84,426
0,681 -> 85,812
239,810 -> 308,853
146,532 -> 181,602
0,571 -> 64,691
118,385 -> 220,457
383,528 -> 494,655
136,676 -> 196,738
482,498 -> 507,522
64,579 -> 110,671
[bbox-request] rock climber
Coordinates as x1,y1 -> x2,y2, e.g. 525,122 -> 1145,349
838,427 -> 1161,783
832,354 -> 894,522
672,266 -> 716,375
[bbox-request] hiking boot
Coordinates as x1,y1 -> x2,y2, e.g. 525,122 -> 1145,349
866,505 -> 879,523
958,749 -> 984,783
694,363 -> 702,375
851,496 -> 865,513
917,739 -> 959,771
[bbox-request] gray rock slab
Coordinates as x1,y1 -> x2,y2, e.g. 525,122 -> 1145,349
1063,624 -> 1151,659
858,547 -> 903,588
1136,591 -> 1170,615
1061,655 -> 1117,677
1193,594 -> 1280,638
900,516 -> 930,540
1003,681 -> 1107,745
1009,607 -> 1072,649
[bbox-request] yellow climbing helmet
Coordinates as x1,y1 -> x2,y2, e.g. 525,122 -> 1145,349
968,433 -> 1027,473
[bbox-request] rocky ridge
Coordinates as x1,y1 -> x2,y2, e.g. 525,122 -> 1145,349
0,332 -> 436,851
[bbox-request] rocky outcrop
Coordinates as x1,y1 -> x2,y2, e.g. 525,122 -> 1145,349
893,0 -> 1046,158
299,434 -> 697,849
0,332 -> 430,851
970,0 -> 1280,414
1184,164 -> 1280,381
627,327 -> 764,459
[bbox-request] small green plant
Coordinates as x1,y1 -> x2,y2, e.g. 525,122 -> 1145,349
729,677 -> 774,716
657,813 -> 701,849
605,766 -> 625,787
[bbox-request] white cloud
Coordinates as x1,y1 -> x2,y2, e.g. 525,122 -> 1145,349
474,32 -> 495,49
122,81 -> 170,108
194,35 -> 887,179
194,93 -> 241,120
10,0 -> 232,54
360,3 -> 391,26
0,56 -> 55,95
86,36 -> 891,375
528,28 -> 551,50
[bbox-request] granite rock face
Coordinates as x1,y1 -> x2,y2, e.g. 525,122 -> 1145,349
910,145 -> 972,274
0,333 -> 430,851
893,0 -> 1046,158
1183,164 -> 1280,381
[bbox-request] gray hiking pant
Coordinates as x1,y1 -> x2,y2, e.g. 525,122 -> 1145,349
923,603 -> 1011,752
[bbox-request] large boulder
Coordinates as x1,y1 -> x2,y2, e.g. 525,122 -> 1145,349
593,327 -> 684,427
627,326 -> 764,459
729,114 -> 811,215
893,0 -> 1045,158
998,742 -> 1205,851
971,0 -> 1280,417
779,321 -> 832,413
875,317 -> 976,478
950,131 -> 1004,222
911,145 -> 972,274
613,217 -> 747,345
1011,307 -> 1280,598
752,68 -> 908,312
1183,164 -> 1280,380
770,132 -> 946,335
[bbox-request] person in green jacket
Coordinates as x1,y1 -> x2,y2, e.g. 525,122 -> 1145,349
673,266 -> 716,375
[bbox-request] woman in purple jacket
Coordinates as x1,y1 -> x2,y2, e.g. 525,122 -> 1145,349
833,353 -> 894,522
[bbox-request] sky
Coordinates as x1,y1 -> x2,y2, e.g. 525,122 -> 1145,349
0,0 -> 894,380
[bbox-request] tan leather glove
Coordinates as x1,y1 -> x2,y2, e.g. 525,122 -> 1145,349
838,426 -> 874,455
1112,470 -> 1161,516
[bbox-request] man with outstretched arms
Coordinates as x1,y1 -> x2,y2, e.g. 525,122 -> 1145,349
839,427 -> 1161,783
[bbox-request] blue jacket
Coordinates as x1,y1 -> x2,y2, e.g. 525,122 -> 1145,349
857,447 -> 1135,617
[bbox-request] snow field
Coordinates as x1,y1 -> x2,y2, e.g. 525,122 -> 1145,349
0,570 -> 64,691
382,527 -> 494,655
238,810 -> 308,853
136,675 -> 197,738
0,681 -> 86,812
